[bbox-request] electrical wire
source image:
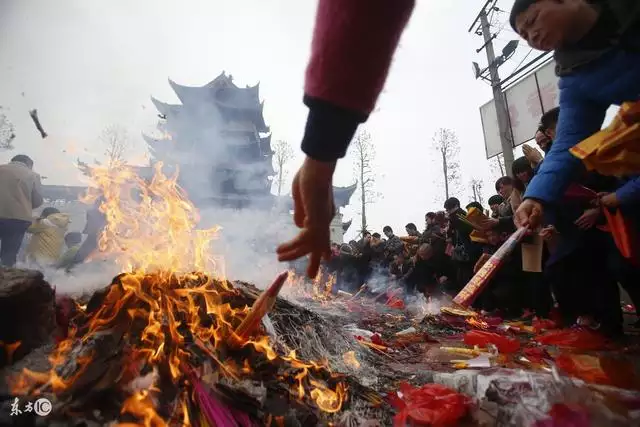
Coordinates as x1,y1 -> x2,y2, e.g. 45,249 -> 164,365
511,48 -> 534,73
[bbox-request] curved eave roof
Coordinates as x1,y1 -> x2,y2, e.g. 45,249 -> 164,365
334,183 -> 357,207
342,219 -> 353,232
150,97 -> 181,117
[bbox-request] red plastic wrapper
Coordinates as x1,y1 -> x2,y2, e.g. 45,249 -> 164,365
388,382 -> 472,427
533,403 -> 590,427
535,328 -> 608,351
55,294 -> 75,342
463,330 -> 520,354
482,316 -> 503,327
523,346 -> 551,364
555,353 -> 640,389
387,296 -> 405,309
532,318 -> 558,333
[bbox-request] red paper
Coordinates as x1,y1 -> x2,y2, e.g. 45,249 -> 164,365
463,330 -> 520,353
535,328 -> 608,351
388,382 -> 471,427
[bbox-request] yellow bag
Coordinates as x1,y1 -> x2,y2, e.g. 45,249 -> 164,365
570,102 -> 640,176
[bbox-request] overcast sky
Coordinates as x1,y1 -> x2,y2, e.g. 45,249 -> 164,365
0,0 -> 537,239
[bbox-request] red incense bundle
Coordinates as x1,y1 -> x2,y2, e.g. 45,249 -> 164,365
450,227 -> 528,308
229,271 -> 289,348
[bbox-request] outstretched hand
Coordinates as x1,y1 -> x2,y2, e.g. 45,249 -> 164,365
277,157 -> 336,278
514,198 -> 544,229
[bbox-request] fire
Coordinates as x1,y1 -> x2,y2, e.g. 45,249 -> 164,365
466,317 -> 490,330
80,161 -> 222,275
342,351 -> 361,370
10,161 -> 347,423
284,269 -> 336,302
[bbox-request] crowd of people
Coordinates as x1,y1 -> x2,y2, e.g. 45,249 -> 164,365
0,154 -> 98,271
308,106 -> 639,339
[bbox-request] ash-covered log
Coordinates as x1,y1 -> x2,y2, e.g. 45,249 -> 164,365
0,268 -> 55,368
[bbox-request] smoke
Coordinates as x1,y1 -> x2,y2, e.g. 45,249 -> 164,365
198,206 -> 297,287
145,75 -> 301,288
18,257 -> 121,297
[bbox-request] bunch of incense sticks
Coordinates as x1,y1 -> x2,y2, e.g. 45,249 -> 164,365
450,227 -> 529,308
229,271 -> 289,348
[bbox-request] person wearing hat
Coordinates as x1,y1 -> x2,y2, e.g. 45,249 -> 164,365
509,0 -> 640,230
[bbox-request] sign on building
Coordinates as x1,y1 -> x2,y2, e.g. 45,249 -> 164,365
480,60 -> 559,159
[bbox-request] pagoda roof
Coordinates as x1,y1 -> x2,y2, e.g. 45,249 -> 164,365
333,183 -> 357,208
342,219 -> 352,232
259,134 -> 273,155
150,97 -> 181,118
166,73 -> 269,133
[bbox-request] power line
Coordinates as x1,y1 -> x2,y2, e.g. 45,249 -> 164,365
511,48 -> 534,72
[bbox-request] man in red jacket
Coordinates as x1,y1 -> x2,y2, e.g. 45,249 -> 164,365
276,0 -> 415,278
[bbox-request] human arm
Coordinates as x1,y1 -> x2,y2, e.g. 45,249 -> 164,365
524,90 -> 608,204
31,174 -> 43,209
610,176 -> 640,206
301,0 -> 415,161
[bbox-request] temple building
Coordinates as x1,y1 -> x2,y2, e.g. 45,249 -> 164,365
42,72 -> 356,242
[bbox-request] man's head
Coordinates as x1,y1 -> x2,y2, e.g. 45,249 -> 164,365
363,231 -> 372,241
11,154 -> 34,169
383,225 -> 394,238
331,242 -> 340,254
405,223 -> 419,236
443,197 -> 461,215
536,107 -> 560,152
372,232 -> 381,243
495,176 -> 514,199
65,232 -> 83,248
512,156 -> 534,186
488,195 -> 504,214
425,212 -> 436,225
40,207 -> 60,219
510,0 -> 599,51
466,201 -> 484,212
417,243 -> 434,260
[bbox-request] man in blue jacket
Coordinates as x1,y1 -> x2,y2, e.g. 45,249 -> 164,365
510,0 -> 640,229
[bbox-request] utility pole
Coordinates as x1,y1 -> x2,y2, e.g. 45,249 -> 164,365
471,1 -> 515,176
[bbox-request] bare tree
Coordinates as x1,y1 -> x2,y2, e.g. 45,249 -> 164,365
101,125 -> 130,169
0,110 -> 16,151
470,179 -> 485,206
490,154 -> 506,178
271,139 -> 294,196
432,128 -> 461,200
351,130 -> 377,234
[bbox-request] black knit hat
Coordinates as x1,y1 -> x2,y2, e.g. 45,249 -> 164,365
510,0 -> 538,31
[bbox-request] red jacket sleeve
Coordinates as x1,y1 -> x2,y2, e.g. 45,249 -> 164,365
301,0 -> 415,162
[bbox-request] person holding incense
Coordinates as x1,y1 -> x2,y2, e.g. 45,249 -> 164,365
509,0 -> 640,230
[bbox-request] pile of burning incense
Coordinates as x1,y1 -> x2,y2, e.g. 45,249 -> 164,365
6,271 -> 353,426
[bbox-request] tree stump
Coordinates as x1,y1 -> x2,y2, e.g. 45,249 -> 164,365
0,268 -> 55,368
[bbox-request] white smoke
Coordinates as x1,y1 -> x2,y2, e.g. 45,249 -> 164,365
199,206 -> 298,287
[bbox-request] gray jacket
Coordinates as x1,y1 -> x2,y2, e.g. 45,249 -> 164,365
0,161 -> 43,221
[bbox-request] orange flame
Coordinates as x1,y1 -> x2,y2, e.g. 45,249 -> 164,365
10,161 -> 347,422
80,161 -> 222,275
466,317 -> 490,330
342,351 -> 361,370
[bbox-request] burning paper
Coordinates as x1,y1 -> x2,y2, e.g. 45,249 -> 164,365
8,162 -> 350,425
